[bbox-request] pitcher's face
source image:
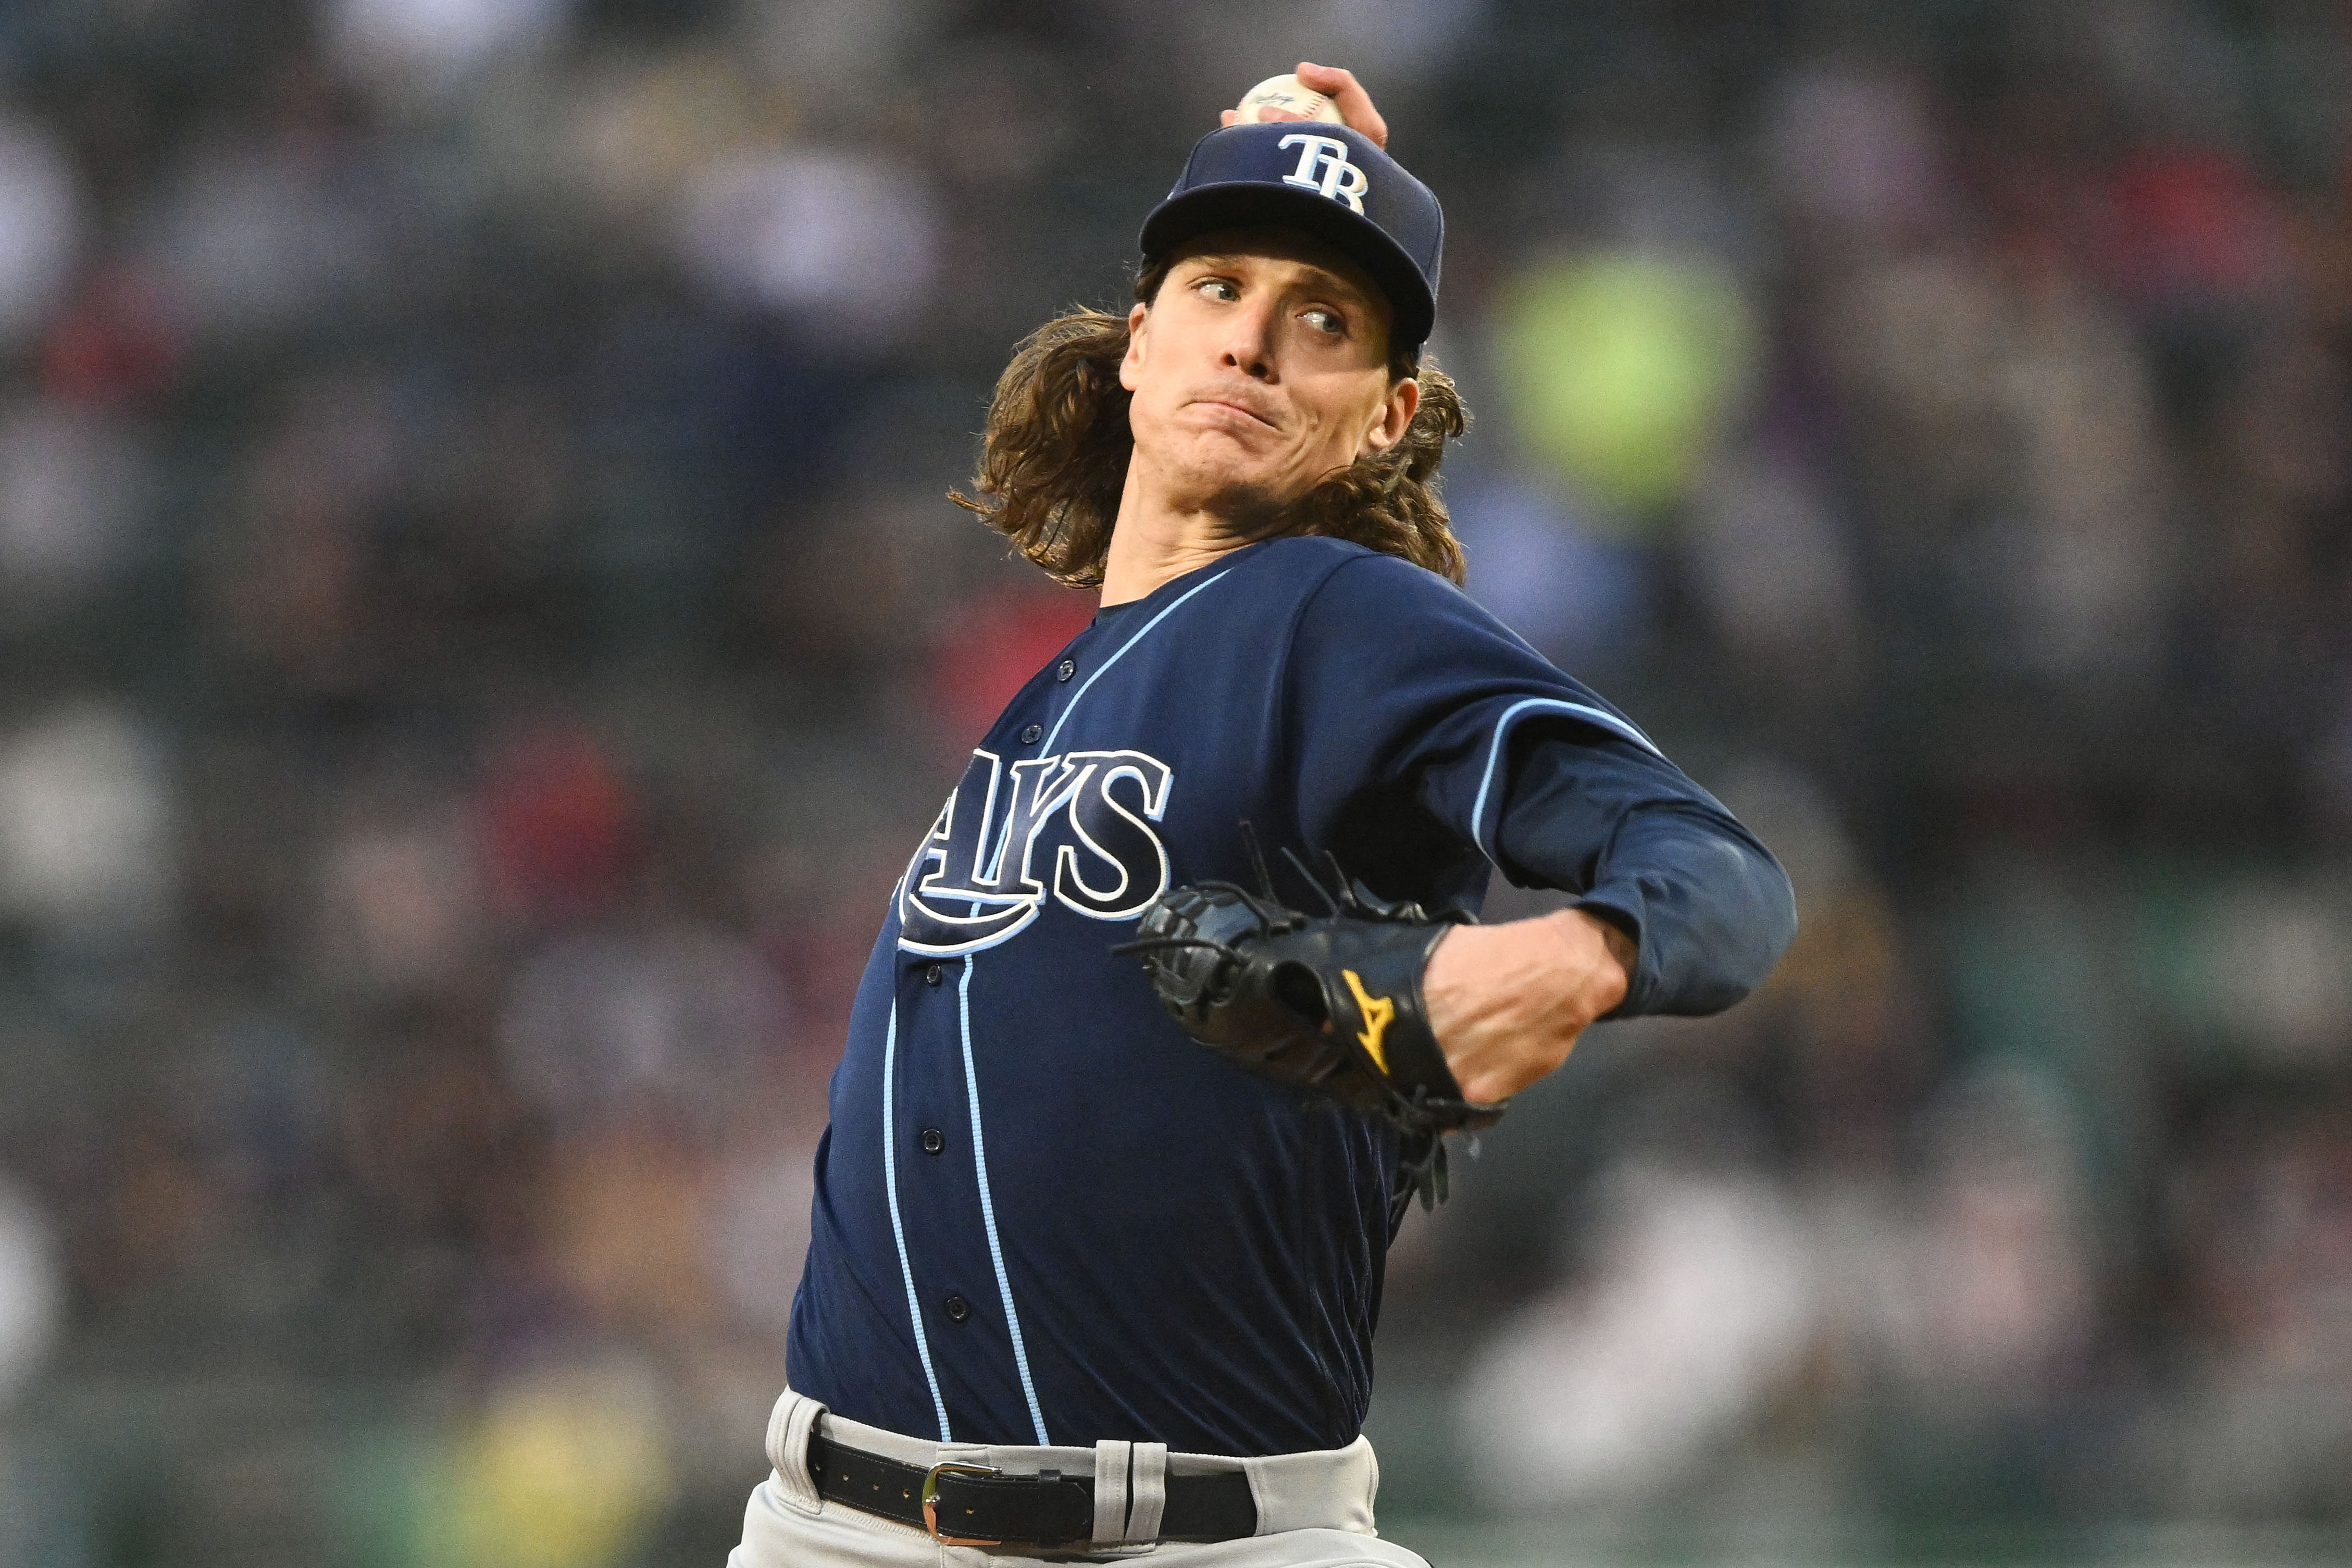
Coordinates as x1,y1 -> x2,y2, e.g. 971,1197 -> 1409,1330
1121,229 -> 1417,519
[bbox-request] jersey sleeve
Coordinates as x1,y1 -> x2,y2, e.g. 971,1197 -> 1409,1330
1285,550 -> 1796,1018
1487,729 -> 1796,1017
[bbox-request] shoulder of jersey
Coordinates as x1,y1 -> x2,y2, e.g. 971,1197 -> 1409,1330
1258,534 -> 1463,587
1259,534 -> 1475,604
1261,534 -> 1372,563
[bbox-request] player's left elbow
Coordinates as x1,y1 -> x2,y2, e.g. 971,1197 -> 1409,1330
1718,850 -> 1799,1005
1664,848 -> 1799,1017
1737,862 -> 1800,997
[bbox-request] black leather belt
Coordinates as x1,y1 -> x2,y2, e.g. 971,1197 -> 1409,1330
807,1432 -> 1259,1548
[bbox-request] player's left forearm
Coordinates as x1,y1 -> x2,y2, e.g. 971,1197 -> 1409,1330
1489,740 -> 1798,1017
1567,814 -> 1797,1016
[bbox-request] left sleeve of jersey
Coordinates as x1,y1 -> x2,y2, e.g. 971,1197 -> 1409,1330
1287,551 -> 1796,1018
1486,730 -> 1797,1017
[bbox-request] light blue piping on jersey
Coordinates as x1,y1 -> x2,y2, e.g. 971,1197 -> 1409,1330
881,999 -> 954,1441
966,566 -> 1231,894
958,955 -> 1051,1445
1471,697 -> 1664,862
910,569 -> 1228,1447
1037,567 -> 1236,755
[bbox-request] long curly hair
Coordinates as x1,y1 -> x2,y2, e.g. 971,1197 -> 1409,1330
951,260 -> 1470,588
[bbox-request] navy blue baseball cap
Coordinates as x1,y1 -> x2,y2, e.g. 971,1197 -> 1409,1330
1139,122 -> 1443,352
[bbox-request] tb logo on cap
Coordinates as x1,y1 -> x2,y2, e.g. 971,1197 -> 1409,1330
1279,134 -> 1368,214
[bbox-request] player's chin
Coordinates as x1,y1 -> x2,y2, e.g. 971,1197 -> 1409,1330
1161,435 -> 1287,490
1166,464 -> 1292,527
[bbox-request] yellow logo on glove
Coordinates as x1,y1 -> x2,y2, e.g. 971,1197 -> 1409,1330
1340,968 -> 1396,1074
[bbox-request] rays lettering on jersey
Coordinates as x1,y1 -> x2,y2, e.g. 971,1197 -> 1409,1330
898,747 -> 1175,955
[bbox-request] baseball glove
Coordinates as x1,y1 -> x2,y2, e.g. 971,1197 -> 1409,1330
1112,827 -> 1505,1207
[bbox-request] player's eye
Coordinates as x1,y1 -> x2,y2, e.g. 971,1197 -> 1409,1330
1195,278 -> 1240,303
1301,306 -> 1347,337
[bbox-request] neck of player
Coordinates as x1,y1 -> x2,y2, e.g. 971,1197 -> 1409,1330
1099,446 -> 1292,607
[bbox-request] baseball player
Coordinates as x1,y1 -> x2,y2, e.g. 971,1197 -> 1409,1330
730,65 -> 1797,1565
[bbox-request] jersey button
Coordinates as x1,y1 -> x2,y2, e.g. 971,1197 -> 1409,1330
943,1294 -> 970,1323
1056,659 -> 1076,682
1021,723 -> 1042,744
920,1127 -> 945,1155
924,964 -> 943,987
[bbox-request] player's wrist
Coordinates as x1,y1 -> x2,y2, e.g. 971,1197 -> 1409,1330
1545,907 -> 1633,1021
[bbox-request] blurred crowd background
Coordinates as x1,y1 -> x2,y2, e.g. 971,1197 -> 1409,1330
3,1 -> 2351,1564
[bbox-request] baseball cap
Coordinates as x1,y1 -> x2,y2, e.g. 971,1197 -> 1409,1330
1139,122 -> 1443,352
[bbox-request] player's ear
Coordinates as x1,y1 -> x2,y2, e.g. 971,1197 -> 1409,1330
1365,374 -> 1419,454
1119,301 -> 1152,392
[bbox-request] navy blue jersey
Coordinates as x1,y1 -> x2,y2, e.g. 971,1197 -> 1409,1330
785,536 -> 1793,1457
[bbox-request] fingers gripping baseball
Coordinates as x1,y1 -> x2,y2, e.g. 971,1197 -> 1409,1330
1221,62 -> 1389,148
1295,63 -> 1387,147
1424,910 -> 1634,1103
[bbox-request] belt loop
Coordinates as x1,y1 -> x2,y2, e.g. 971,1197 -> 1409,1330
1091,1439 -> 1132,1544
765,1388 -> 828,1515
1124,1442 -> 1167,1542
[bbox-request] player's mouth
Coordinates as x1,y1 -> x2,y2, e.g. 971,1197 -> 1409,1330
1189,396 -> 1280,430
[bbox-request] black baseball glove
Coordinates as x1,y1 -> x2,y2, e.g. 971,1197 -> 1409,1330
1112,828 -> 1505,1207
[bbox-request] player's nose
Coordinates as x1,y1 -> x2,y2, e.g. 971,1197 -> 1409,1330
1217,298 -> 1280,380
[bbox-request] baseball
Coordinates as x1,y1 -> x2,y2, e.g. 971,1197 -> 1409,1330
1233,73 -> 1346,126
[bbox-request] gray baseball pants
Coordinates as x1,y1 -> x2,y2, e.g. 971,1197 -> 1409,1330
727,1388 -> 1432,1567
